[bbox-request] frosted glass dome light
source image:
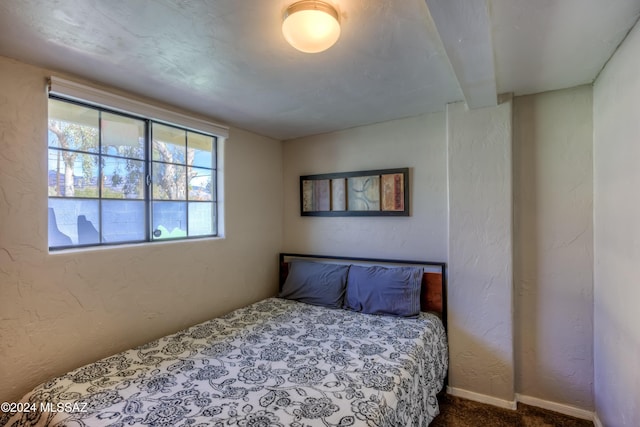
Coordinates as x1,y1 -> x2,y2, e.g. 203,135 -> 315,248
282,1 -> 341,53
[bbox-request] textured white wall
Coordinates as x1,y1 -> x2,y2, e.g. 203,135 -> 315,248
513,86 -> 594,409
0,56 -> 283,403
282,113 -> 448,262
593,20 -> 640,427
446,100 -> 514,402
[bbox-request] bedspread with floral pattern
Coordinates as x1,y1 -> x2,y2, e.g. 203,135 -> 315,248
2,298 -> 448,427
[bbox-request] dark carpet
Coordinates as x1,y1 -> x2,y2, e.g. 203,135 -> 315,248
431,394 -> 594,427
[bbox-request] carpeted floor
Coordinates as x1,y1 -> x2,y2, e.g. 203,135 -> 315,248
431,394 -> 594,427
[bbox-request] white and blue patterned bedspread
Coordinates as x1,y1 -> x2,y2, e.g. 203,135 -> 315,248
3,298 -> 448,427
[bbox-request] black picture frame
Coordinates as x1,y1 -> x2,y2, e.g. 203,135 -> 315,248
300,168 -> 410,216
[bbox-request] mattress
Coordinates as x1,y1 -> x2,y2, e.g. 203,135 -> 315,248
2,298 -> 448,426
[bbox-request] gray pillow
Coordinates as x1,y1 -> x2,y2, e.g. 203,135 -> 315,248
279,261 -> 350,308
344,265 -> 422,317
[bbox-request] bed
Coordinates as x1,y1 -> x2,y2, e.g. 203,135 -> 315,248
2,253 -> 448,427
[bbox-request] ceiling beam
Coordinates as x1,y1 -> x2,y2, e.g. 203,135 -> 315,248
425,0 -> 498,109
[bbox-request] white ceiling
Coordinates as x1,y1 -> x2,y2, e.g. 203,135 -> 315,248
0,0 -> 638,140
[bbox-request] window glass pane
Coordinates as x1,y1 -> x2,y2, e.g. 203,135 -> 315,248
48,149 -> 99,198
48,199 -> 100,247
101,112 -> 145,159
188,167 -> 214,201
152,202 -> 186,239
152,123 -> 185,163
102,157 -> 145,199
48,96 -> 218,249
48,150 -> 65,197
188,202 -> 215,236
187,132 -> 214,168
152,162 -> 186,200
102,200 -> 145,243
48,99 -> 99,152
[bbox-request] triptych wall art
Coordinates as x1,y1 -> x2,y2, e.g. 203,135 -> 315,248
300,168 -> 409,216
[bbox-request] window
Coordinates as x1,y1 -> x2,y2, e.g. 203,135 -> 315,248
48,96 -> 219,250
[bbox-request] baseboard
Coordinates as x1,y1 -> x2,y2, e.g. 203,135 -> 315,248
446,386 -> 517,410
593,412 -> 604,427
515,394 -> 594,421
446,387 -> 599,423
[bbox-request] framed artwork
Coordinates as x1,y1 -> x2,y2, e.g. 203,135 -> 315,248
300,168 -> 409,216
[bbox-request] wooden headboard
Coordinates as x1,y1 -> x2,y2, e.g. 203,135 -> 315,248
279,253 -> 447,330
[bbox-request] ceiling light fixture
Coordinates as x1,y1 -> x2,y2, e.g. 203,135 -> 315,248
282,1 -> 341,53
